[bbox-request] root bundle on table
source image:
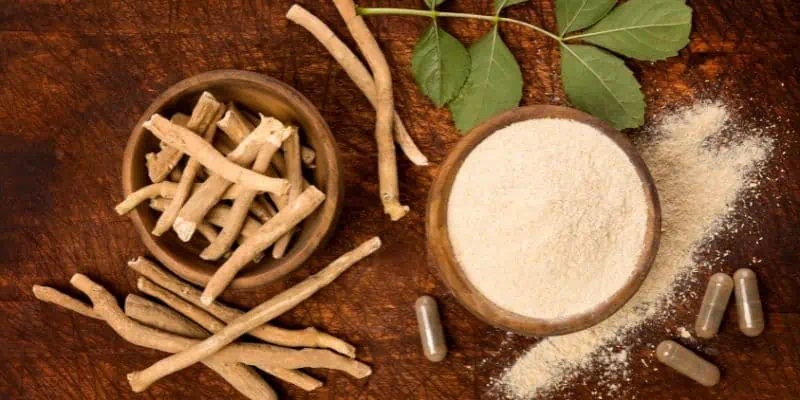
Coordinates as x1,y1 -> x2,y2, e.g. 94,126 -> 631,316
33,239 -> 379,397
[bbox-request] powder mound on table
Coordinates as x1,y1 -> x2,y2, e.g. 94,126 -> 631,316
499,101 -> 774,399
447,118 -> 649,320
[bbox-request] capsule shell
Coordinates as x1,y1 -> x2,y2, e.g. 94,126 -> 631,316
695,273 -> 733,339
656,340 -> 720,387
734,268 -> 764,337
415,296 -> 447,362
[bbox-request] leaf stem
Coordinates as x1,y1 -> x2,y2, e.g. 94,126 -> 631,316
496,16 -> 562,42
357,7 -> 562,42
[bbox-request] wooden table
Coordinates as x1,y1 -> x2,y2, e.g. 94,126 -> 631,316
2,1 -> 798,399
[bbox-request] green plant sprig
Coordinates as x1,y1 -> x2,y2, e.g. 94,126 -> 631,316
358,0 -> 692,132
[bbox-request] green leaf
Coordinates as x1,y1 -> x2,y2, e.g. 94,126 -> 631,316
556,0 -> 616,36
412,22 -> 471,107
448,27 -> 523,133
560,44 -> 644,130
577,0 -> 692,61
495,0 -> 529,14
425,0 -> 446,9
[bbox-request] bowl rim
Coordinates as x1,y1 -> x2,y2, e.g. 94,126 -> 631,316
122,69 -> 344,290
426,105 -> 661,336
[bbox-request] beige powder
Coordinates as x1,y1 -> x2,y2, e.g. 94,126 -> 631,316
500,102 -> 774,398
447,118 -> 649,320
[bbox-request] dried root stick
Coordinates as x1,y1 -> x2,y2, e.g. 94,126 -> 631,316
195,222 -> 220,243
204,364 -> 280,400
201,186 -> 327,305
300,146 -> 316,167
152,199 -> 258,233
272,128 -> 303,259
127,237 -> 381,392
145,113 -> 190,183
333,0 -> 408,220
115,182 -> 248,216
136,278 -> 370,378
217,103 -> 255,143
34,280 -> 279,400
219,105 -> 312,186
259,369 -> 322,392
153,94 -> 225,236
33,285 -> 101,320
287,4 -> 428,166
249,199 -> 273,223
150,199 -> 262,253
125,294 -> 209,338
175,115 -> 288,241
201,127 -> 293,260
128,257 -> 356,357
123,294 -> 322,391
237,108 -> 317,168
63,276 -> 333,389
143,114 -> 289,195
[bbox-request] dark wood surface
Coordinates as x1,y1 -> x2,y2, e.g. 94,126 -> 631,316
1,1 -> 799,399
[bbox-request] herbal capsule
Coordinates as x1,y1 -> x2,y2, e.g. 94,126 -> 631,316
734,268 -> 764,337
694,273 -> 733,339
656,340 -> 720,387
415,295 -> 447,362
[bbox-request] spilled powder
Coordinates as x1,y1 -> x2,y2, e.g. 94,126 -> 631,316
447,119 -> 648,320
500,101 -> 774,398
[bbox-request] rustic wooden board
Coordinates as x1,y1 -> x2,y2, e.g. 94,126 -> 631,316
1,1 -> 799,399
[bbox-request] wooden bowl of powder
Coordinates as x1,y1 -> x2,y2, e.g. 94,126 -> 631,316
427,105 -> 661,336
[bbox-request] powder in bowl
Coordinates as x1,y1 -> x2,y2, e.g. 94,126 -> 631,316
447,118 -> 649,321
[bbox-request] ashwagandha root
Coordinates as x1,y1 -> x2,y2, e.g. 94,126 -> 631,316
174,114 -> 289,241
36,278 -> 278,398
249,198 -> 273,223
33,285 -> 102,320
300,145 -> 316,167
255,196 -> 278,218
125,294 -> 209,339
152,94 -> 225,236
145,113 -> 190,183
201,126 -> 293,260
128,257 -> 356,357
123,294 -> 323,392
272,128 -> 304,259
143,114 -> 289,195
333,0 -> 409,221
218,105 -> 312,190
201,186 -> 327,305
195,222 -> 220,243
36,276 -> 364,393
127,237 -> 381,392
236,107 -> 317,168
135,278 -> 370,378
33,278 -> 281,399
286,4 -> 429,166
115,181 -> 248,216
149,198 -> 261,239
150,198 -> 260,261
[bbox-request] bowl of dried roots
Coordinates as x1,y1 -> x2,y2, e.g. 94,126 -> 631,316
118,70 -> 343,297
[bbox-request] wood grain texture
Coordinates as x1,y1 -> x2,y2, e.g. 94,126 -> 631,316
1,0 -> 799,399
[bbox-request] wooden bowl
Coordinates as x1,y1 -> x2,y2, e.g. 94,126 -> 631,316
427,105 -> 661,336
122,70 -> 343,289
